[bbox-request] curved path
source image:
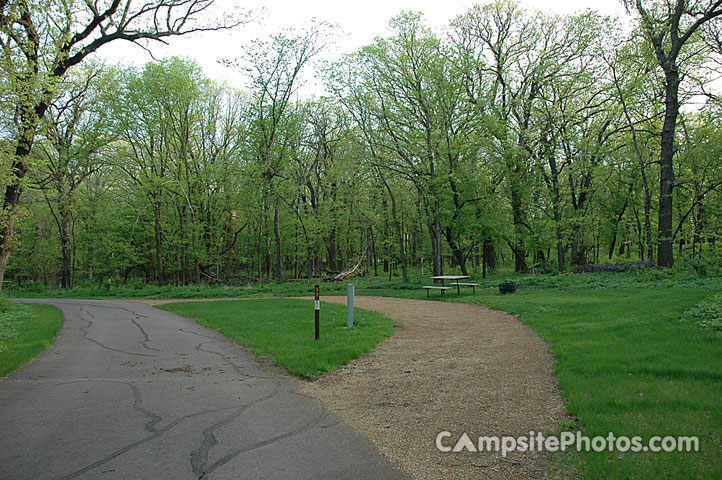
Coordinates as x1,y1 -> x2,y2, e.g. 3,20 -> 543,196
302,296 -> 569,480
0,299 -> 408,480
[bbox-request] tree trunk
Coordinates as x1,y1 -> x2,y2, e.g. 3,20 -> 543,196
430,166 -> 442,276
554,202 -> 565,271
0,131 -> 34,292
570,222 -> 587,266
510,185 -> 527,272
59,199 -> 73,289
273,200 -> 283,282
658,68 -> 679,268
377,168 -> 407,282
444,228 -> 467,276
153,196 -> 164,286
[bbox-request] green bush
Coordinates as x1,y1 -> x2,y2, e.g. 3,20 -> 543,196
680,294 -> 722,333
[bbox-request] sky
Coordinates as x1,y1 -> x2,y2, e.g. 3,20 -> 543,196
99,0 -> 632,93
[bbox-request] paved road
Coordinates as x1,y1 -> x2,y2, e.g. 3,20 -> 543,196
0,299 -> 409,480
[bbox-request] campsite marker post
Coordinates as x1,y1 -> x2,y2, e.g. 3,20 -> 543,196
314,284 -> 320,340
347,283 -> 354,328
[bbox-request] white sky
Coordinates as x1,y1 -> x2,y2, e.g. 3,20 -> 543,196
98,0 -> 632,94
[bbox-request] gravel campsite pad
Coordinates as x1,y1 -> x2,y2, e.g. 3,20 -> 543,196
300,296 -> 569,479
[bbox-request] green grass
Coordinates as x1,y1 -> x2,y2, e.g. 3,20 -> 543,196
440,286 -> 721,479
158,298 -> 395,379
7,269 -> 722,478
0,299 -> 64,377
7,266 -> 719,299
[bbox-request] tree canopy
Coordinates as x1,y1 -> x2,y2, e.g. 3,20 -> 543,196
3,1 -> 721,289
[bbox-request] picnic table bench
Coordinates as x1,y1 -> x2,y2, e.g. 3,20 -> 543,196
421,285 -> 451,297
456,282 -> 480,294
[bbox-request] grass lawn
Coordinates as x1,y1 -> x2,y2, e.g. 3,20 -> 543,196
438,285 -> 721,479
158,298 -> 395,379
0,300 -> 64,377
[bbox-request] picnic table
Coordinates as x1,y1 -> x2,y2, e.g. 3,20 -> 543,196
430,275 -> 476,295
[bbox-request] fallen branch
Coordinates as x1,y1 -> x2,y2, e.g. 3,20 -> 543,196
576,258 -> 655,273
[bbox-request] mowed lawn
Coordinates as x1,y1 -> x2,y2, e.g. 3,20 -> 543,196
0,301 -> 64,377
159,298 -> 395,379
458,286 -> 722,479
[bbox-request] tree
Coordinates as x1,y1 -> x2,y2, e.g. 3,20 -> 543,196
451,0 -> 553,272
0,0 -> 245,291
33,63 -> 112,288
606,39 -> 664,262
238,22 -> 330,281
623,0 -> 722,267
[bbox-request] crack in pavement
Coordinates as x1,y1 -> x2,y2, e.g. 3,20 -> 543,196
56,379 -> 162,432
198,410 -> 331,479
77,314 -> 162,354
55,405 -> 243,480
75,303 -> 160,357
194,342 -> 257,379
129,317 -> 162,353
190,381 -> 282,479
77,316 -> 155,358
188,340 -> 289,478
78,302 -> 151,319
179,327 -> 218,340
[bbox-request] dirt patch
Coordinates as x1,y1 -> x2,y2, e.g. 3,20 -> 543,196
162,366 -> 194,373
300,296 -> 570,479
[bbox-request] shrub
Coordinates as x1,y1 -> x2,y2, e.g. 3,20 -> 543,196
680,294 -> 722,333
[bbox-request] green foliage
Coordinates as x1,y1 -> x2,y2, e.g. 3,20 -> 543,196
673,255 -> 722,278
4,2 -> 721,293
0,297 -> 28,354
0,299 -> 63,377
680,294 -> 722,333
159,299 -> 395,379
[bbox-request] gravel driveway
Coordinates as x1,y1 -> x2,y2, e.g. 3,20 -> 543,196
300,296 -> 569,479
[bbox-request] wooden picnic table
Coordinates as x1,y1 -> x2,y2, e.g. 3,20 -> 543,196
431,275 -> 470,295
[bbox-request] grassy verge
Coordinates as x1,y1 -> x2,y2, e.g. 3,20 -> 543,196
158,298 -> 395,379
0,299 -> 64,377
440,286 -> 720,479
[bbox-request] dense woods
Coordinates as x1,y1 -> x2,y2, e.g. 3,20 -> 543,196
2,0 -> 721,289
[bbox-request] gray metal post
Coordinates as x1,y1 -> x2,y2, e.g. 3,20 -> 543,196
347,283 -> 354,328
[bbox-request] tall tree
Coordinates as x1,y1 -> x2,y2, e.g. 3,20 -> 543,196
238,22 -> 330,281
624,0 -> 722,267
0,0 -> 244,291
34,63 -> 111,288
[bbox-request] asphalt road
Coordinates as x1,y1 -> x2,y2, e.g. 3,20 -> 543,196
0,299 -> 409,480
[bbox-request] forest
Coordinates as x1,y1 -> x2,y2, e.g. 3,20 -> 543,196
1,0 -> 722,290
